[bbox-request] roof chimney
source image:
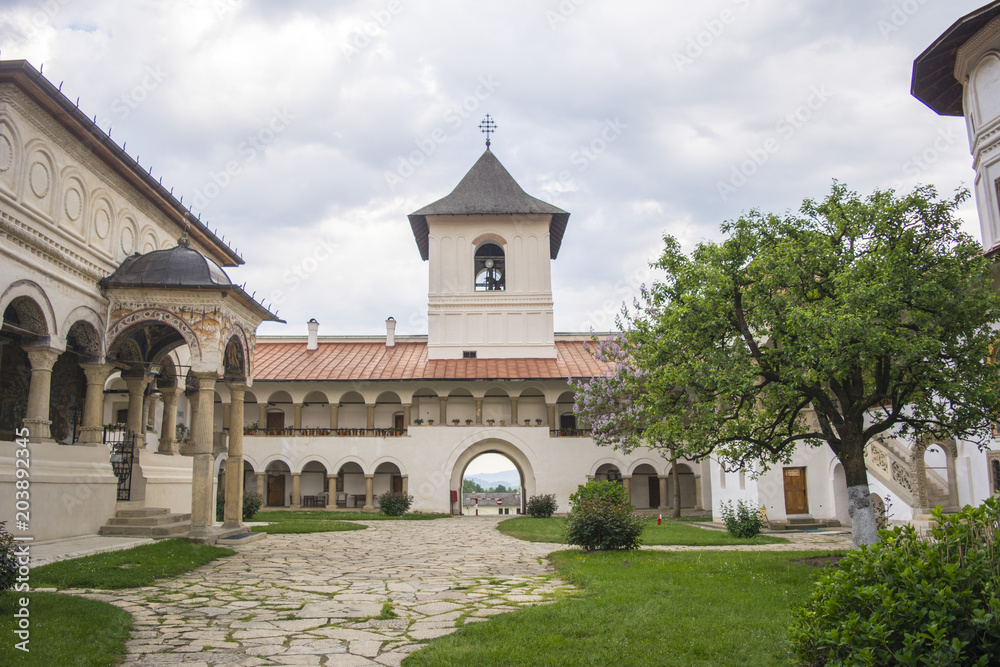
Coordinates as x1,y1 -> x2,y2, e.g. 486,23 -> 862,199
386,317 -> 396,347
307,318 -> 319,350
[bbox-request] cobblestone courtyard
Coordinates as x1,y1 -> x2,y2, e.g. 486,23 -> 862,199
63,518 -> 853,666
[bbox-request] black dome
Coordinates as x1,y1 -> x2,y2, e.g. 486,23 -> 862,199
101,241 -> 232,288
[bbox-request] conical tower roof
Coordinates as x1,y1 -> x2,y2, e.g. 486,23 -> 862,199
408,149 -> 569,260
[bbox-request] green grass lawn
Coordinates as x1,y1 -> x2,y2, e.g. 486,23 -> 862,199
251,520 -> 368,534
0,592 -> 132,666
29,539 -> 235,590
404,549 -> 841,666
498,517 -> 788,546
251,510 -> 450,521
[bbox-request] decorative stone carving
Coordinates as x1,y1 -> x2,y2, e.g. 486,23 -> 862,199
28,160 -> 49,198
891,460 -> 913,492
94,206 -> 111,239
0,133 -> 12,172
120,223 -> 135,255
63,186 -> 82,221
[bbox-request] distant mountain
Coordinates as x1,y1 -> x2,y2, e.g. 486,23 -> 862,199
465,471 -> 520,489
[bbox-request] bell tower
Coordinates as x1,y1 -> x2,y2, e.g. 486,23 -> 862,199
408,124 -> 569,360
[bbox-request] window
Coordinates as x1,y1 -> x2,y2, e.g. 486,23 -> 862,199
989,451 -> 1000,496
462,351 -> 477,359
474,243 -> 505,291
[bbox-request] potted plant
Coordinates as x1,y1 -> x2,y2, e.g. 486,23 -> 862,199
524,419 -> 530,426
428,419 -> 434,425
244,421 -> 259,436
466,419 -> 473,425
487,419 -> 495,426
414,418 -> 424,425
536,418 -> 543,426
500,420 -> 505,426
452,419 -> 460,425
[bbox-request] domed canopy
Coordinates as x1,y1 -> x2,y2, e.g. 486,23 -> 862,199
100,240 -> 232,289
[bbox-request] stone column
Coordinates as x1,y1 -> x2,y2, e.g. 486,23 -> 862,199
658,475 -> 669,510
181,389 -> 199,455
364,474 -> 374,510
622,475 -> 632,500
366,404 -> 375,430
474,398 -> 483,425
291,472 -> 302,508
510,397 -> 519,425
327,474 -> 336,497
330,403 -> 339,430
546,403 -> 556,428
438,397 -> 448,424
694,474 -> 703,510
293,403 -> 303,431
79,362 -> 113,446
124,374 -> 152,439
223,383 -> 247,529
256,472 -> 265,498
189,373 -> 218,539
402,403 -> 411,426
222,404 -> 231,431
258,403 -> 267,428
23,347 -> 61,443
158,386 -> 180,454
401,475 -> 408,495
144,392 -> 160,434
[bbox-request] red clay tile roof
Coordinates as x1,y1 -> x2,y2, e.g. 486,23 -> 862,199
252,340 -> 610,381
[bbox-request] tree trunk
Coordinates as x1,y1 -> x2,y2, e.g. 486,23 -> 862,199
671,449 -> 681,519
839,439 -> 879,548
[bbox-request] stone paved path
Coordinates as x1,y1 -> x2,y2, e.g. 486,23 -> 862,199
65,519 -> 853,666
75,517 -> 569,666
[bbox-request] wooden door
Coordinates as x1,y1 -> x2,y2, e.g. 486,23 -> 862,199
392,475 -> 403,493
648,476 -> 660,508
783,467 -> 808,514
266,411 -> 284,430
394,414 -> 405,431
267,474 -> 285,506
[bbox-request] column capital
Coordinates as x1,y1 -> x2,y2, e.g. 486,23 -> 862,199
364,473 -> 375,480
24,346 -> 61,369
226,381 -> 249,394
80,362 -> 114,385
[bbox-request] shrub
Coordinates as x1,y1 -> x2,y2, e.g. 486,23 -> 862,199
526,493 -> 558,518
789,498 -> 1000,666
565,480 -> 646,551
719,499 -> 765,538
216,492 -> 264,522
377,491 -> 413,517
242,492 -> 264,521
0,521 -> 17,593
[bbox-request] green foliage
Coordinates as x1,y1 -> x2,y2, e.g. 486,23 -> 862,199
377,491 -> 413,516
789,498 -> 1000,665
526,493 -> 558,518
29,540 -> 234,589
720,499 -> 765,539
565,481 -> 646,551
575,183 -> 1000,547
217,491 -> 265,522
0,522 -> 16,593
242,492 -> 263,521
463,478 -> 484,493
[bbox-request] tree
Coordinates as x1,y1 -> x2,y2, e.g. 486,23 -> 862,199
495,484 -> 508,493
463,479 -> 484,494
575,183 -> 1000,547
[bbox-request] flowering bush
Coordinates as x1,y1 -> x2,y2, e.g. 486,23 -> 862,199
719,499 -> 765,538
526,493 -> 558,518
789,499 -> 1000,665
566,480 -> 646,551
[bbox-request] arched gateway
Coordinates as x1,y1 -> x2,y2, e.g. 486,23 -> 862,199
449,438 -> 536,515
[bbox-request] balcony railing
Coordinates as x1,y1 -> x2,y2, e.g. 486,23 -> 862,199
549,428 -> 593,437
244,427 -> 406,437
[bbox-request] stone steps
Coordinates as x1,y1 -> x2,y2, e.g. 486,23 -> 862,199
769,517 -> 842,531
99,507 -> 192,538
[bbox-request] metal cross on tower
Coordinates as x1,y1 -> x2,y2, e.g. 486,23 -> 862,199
479,114 -> 497,148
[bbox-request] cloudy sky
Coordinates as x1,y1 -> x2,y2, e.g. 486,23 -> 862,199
0,0 -> 986,338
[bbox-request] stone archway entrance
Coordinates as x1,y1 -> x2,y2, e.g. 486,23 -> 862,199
449,439 -> 535,516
